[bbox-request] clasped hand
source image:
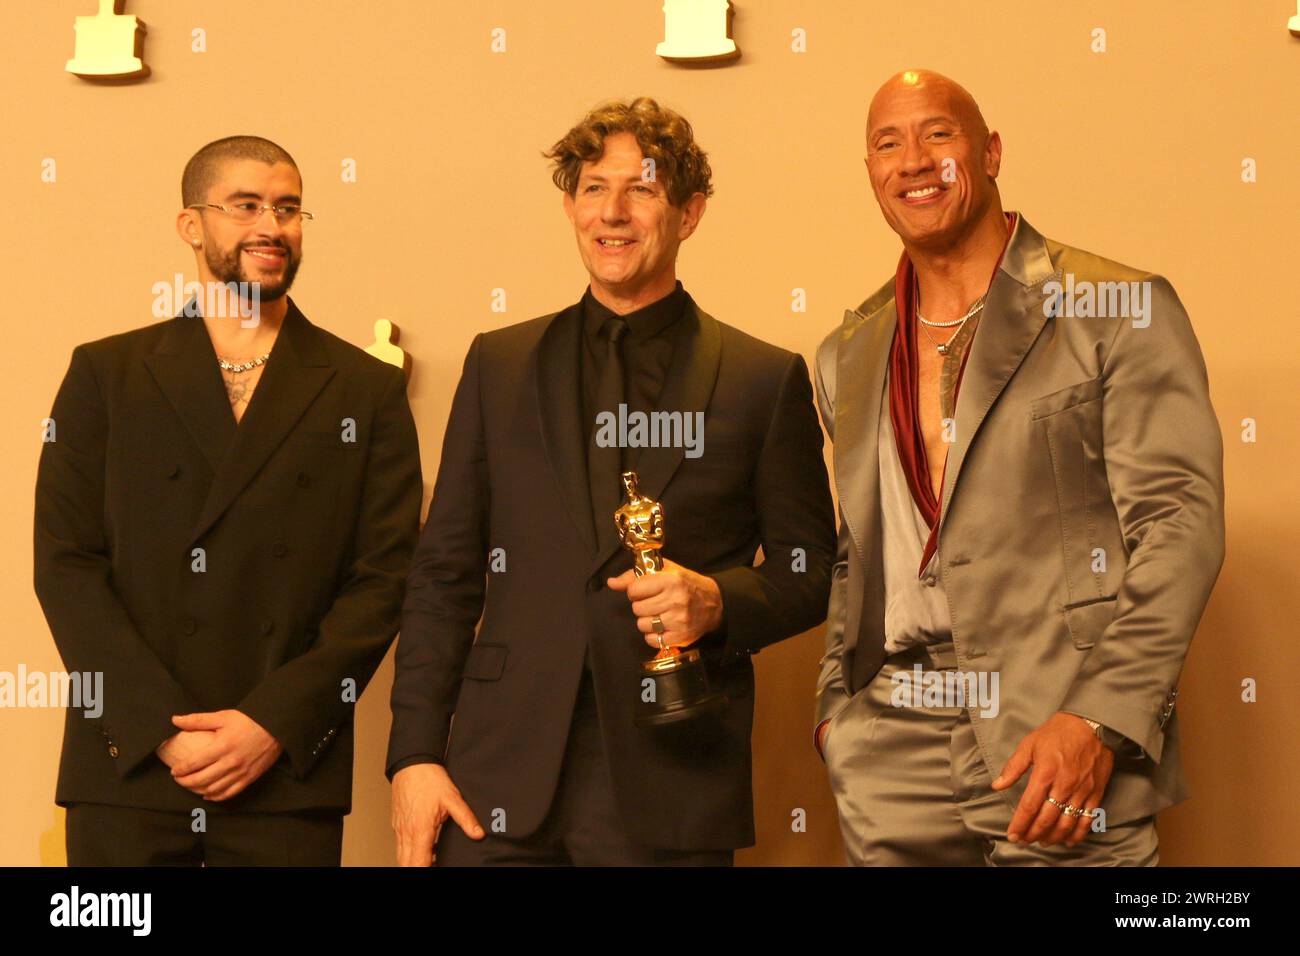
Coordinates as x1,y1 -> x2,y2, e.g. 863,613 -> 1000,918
156,709 -> 283,802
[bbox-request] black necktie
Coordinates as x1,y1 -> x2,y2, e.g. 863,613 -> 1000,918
588,316 -> 628,540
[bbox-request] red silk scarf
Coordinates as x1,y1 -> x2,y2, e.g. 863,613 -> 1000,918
888,213 -> 1017,577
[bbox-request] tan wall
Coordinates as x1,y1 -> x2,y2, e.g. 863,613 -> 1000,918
2,0 -> 1296,866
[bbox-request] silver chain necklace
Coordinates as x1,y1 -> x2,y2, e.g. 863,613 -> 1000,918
916,295 -> 986,355
217,353 -> 272,374
917,295 -> 986,327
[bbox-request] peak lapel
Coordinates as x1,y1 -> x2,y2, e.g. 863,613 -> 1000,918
936,214 -> 1058,537
188,299 -> 336,544
832,303 -> 895,583
143,314 -> 238,473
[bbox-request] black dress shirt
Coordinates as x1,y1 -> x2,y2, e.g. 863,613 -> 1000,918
580,280 -> 688,472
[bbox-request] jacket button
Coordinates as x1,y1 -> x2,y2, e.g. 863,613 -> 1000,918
164,463 -> 180,479
272,542 -> 288,557
260,619 -> 274,635
587,577 -> 602,592
181,617 -> 197,635
108,745 -> 119,758
923,575 -> 937,587
297,472 -> 311,488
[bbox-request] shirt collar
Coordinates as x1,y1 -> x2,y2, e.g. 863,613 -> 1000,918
581,280 -> 687,343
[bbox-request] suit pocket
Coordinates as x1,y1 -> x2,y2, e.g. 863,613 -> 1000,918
462,643 -> 508,681
824,687 -> 883,786
1062,593 -> 1119,649
1035,377 -> 1123,611
1030,377 -> 1103,420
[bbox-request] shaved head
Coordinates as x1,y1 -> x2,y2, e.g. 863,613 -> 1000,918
863,69 -> 1003,251
868,69 -> 990,149
182,135 -> 300,208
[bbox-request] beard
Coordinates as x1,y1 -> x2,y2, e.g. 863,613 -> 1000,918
204,240 -> 302,303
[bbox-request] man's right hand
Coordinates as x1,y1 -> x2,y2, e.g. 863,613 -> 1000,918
391,763 -> 485,866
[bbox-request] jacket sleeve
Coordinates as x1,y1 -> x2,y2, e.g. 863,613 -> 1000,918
34,344 -> 199,776
811,333 -> 854,757
385,335 -> 490,778
237,364 -> 423,778
710,353 -> 836,657
1058,276 -> 1225,762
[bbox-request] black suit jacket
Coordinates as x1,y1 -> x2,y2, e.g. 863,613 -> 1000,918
34,298 -> 422,814
386,295 -> 835,851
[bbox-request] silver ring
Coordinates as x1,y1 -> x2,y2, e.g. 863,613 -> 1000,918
1045,797 -> 1089,818
652,616 -> 665,635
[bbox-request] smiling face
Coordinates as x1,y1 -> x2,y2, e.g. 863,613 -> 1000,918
562,131 -> 704,310
865,71 -> 1002,251
185,158 -> 304,301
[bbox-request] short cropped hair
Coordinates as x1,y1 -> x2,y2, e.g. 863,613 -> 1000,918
181,136 -> 300,207
544,97 -> 713,207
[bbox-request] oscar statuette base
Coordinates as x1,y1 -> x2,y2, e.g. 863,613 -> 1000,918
635,648 -> 728,728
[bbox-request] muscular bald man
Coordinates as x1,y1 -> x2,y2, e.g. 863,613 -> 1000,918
814,70 -> 1223,865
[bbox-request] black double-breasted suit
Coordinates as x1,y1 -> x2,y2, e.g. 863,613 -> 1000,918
386,292 -> 835,851
35,299 -> 422,816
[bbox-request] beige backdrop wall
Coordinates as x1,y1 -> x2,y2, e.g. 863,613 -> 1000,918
2,0 -> 1296,866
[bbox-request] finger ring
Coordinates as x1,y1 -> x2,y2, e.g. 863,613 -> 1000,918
652,616 -> 665,635
1045,796 -> 1068,812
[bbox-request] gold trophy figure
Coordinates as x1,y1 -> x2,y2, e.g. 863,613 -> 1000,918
615,471 -> 726,727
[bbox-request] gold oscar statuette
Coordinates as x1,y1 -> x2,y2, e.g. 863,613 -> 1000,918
615,471 -> 726,727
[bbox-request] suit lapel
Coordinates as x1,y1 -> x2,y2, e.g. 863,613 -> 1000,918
832,300 -> 894,660
936,214 -> 1058,537
143,313 -> 238,474
832,214 -> 1057,661
536,304 -> 599,557
186,298 -> 336,544
588,299 -> 721,575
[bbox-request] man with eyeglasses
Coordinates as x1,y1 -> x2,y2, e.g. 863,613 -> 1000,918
34,135 -> 422,865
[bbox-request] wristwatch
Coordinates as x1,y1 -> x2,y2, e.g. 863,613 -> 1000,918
1081,717 -> 1127,751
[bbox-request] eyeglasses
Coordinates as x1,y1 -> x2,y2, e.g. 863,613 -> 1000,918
187,202 -> 316,225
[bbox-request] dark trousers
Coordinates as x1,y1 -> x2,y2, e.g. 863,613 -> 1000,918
437,670 -> 734,867
65,803 -> 344,866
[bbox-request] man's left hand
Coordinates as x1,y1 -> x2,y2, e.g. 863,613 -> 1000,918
607,558 -> 723,651
168,710 -> 284,802
992,711 -> 1115,848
